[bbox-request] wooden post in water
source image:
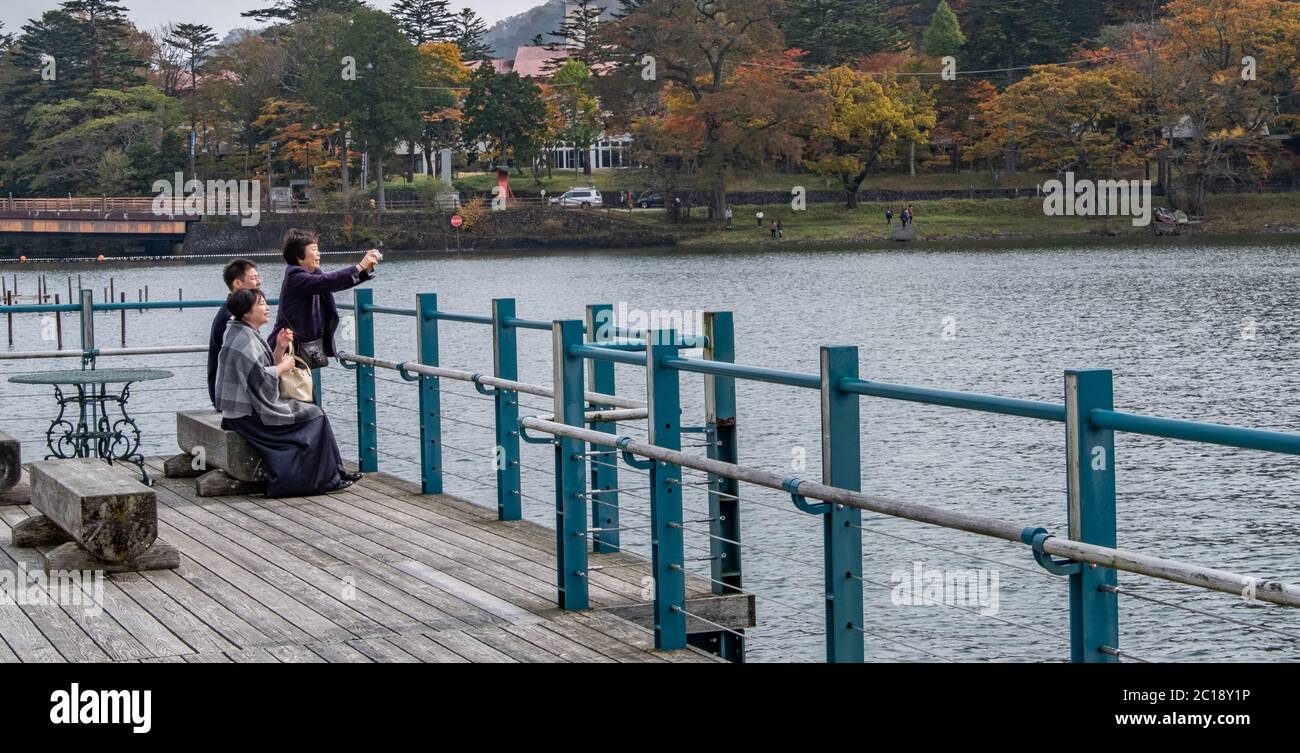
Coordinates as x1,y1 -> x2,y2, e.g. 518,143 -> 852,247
178,288 -> 183,311
120,292 -> 127,346
109,277 -> 114,303
5,292 -> 12,347
54,294 -> 62,349
68,276 -> 73,303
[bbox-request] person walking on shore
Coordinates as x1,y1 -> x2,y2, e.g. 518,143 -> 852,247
886,207 -> 894,226
756,209 -> 764,227
777,219 -> 784,239
725,205 -> 733,229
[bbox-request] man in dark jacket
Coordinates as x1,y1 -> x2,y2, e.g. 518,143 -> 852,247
268,229 -> 379,364
207,259 -> 261,407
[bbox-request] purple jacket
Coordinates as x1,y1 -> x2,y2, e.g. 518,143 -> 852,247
268,263 -> 373,358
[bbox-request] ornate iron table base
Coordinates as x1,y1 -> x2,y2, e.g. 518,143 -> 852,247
45,382 -> 150,484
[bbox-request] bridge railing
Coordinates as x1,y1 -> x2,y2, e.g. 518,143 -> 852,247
0,197 -> 187,214
4,288 -> 1300,663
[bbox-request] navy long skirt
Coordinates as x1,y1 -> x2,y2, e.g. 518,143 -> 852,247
221,413 -> 345,498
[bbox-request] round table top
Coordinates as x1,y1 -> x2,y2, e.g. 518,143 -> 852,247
8,368 -> 174,386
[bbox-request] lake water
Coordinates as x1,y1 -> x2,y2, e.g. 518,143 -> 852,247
4,239 -> 1300,662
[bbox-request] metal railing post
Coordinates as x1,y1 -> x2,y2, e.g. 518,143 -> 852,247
704,311 -> 743,661
553,319 -> 589,610
586,303 -> 619,553
492,298 -> 522,520
647,327 -> 686,650
1065,368 -> 1120,662
354,288 -> 378,472
78,289 -> 95,368
417,293 -> 443,494
821,345 -> 864,663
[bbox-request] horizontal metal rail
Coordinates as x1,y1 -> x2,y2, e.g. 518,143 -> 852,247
520,415 -> 1300,610
1090,408 -> 1300,456
0,298 -> 277,314
839,377 -> 1066,422
0,345 -> 207,360
337,352 -> 646,410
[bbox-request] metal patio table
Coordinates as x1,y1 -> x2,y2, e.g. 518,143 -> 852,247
8,368 -> 173,484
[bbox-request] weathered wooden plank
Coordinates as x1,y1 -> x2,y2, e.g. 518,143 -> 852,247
54,573 -> 195,660
0,605 -> 65,662
500,622 -> 617,664
602,594 -> 757,635
151,513 -> 360,644
150,483 -> 400,639
194,469 -> 264,497
346,636 -> 420,663
44,541 -> 181,573
539,614 -> 671,664
163,453 -> 205,479
344,480 -> 647,604
10,514 -> 71,547
137,568 -> 276,650
390,560 -> 542,627
0,634 -> 19,662
383,634 -> 470,663
266,644 -> 327,663
464,624 -> 566,663
151,482 -> 431,637
306,491 -> 575,612
140,525 -> 323,647
274,494 -> 550,621
302,640 -> 374,663
176,410 -> 266,482
140,655 -> 187,663
570,611 -> 721,664
226,647 -> 279,663
234,495 -> 500,629
184,652 -> 234,663
424,628 -> 519,663
29,459 -> 157,561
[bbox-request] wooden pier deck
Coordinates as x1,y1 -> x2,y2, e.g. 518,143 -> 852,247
0,459 -> 749,663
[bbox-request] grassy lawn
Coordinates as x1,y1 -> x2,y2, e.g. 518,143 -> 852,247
443,168 -> 1056,194
620,193 -> 1300,245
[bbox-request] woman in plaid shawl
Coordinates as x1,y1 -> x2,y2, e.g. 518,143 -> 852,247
214,288 -> 359,496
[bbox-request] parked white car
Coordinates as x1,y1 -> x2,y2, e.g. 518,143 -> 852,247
550,188 -> 602,208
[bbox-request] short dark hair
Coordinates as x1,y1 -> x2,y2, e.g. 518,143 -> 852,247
222,258 -> 257,290
228,288 -> 266,321
282,228 -> 319,266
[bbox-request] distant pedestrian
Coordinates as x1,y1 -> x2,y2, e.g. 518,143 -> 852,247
886,207 -> 894,226
756,209 -> 764,227
777,219 -> 784,239
770,220 -> 778,239
906,204 -> 915,226
725,205 -> 734,229
900,207 -> 911,227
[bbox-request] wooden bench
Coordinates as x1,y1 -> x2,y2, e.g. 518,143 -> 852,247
0,431 -> 29,506
168,410 -> 267,496
12,458 -> 180,572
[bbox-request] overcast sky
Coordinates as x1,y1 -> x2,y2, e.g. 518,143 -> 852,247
0,1 -> 539,37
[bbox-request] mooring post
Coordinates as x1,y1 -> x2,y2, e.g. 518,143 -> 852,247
1064,368 -> 1119,662
553,319 -> 589,610
120,292 -> 127,346
585,303 -> 619,553
416,293 -> 443,494
647,326 -> 686,649
491,298 -> 522,520
54,294 -> 62,350
703,311 -> 743,661
820,346 -> 865,662
5,292 -> 11,348
353,288 -> 378,473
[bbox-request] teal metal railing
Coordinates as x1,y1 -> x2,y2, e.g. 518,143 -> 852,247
5,288 -> 1300,664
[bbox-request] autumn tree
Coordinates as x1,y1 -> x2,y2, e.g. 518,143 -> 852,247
806,66 -> 936,207
414,41 -> 468,178
607,0 -> 802,219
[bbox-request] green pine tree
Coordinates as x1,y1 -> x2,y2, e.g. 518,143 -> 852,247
921,0 -> 965,58
782,0 -> 903,67
391,0 -> 455,45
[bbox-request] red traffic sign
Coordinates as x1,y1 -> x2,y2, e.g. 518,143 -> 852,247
450,214 -> 463,228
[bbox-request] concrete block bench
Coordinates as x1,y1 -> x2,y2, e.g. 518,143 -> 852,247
169,410 -> 267,496
12,458 -> 180,572
0,431 -> 30,506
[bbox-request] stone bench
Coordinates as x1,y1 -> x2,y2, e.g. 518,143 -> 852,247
168,410 -> 267,496
0,431 -> 29,506
12,458 -> 180,572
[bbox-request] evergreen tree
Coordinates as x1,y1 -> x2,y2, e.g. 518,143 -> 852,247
391,0 -> 455,45
782,0 -> 902,67
166,23 -> 218,180
921,0 -> 965,58
961,0 -> 1068,80
461,65 -> 547,167
450,8 -> 493,62
546,0 -> 606,66
241,0 -> 365,24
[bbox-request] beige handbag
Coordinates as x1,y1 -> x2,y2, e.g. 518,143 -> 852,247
279,343 -> 315,403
